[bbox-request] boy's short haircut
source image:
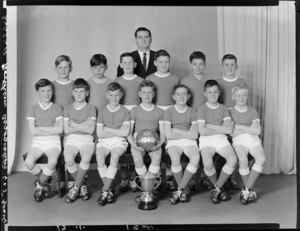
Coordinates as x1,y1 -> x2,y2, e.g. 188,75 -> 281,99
120,52 -> 136,63
172,84 -> 191,96
107,82 -> 123,94
138,80 -> 157,94
204,79 -> 220,91
232,85 -> 249,95
73,78 -> 90,91
189,51 -> 206,63
55,55 -> 72,68
35,78 -> 53,91
154,49 -> 170,60
90,54 -> 107,67
134,27 -> 152,38
222,54 -> 237,64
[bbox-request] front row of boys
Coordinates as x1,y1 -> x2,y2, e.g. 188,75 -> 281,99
26,75 -> 265,205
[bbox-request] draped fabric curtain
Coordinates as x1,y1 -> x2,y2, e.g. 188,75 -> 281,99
217,1 -> 296,174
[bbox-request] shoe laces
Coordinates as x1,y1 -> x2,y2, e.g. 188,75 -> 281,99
68,187 -> 78,198
108,189 -> 114,197
240,188 -> 250,198
80,184 -> 88,195
100,190 -> 109,198
120,179 -> 128,186
210,186 -> 221,195
249,189 -> 257,198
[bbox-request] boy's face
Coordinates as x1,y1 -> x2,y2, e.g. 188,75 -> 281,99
222,59 -> 238,77
138,86 -> 155,104
191,58 -> 205,75
135,31 -> 152,50
38,85 -> 53,103
106,89 -> 122,106
204,85 -> 220,104
55,61 -> 71,79
154,56 -> 170,74
172,87 -> 190,106
72,87 -> 89,103
233,89 -> 248,106
120,56 -> 136,75
91,64 -> 107,78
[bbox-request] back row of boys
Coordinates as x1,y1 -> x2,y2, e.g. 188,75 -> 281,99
25,27 -> 265,207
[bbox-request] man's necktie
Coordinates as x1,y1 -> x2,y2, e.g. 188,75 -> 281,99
143,53 -> 147,71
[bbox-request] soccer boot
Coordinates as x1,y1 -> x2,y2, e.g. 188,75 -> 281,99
129,180 -> 140,193
33,181 -> 44,202
188,176 -> 197,191
107,188 -> 115,204
79,182 -> 90,201
219,187 -> 230,201
65,185 -> 79,203
42,176 -> 52,198
239,187 -> 250,205
248,188 -> 257,203
98,190 -> 109,206
179,188 -> 188,203
119,179 -> 130,193
166,179 -> 177,192
169,189 -> 181,205
210,185 -> 221,204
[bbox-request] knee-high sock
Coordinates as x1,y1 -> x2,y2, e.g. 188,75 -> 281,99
179,164 -> 198,189
216,164 -> 235,188
39,166 -> 55,185
239,167 -> 250,187
120,164 -> 128,180
75,162 -> 90,189
246,163 -> 263,189
97,165 -> 107,185
103,166 -> 118,191
204,167 -> 217,185
171,165 -> 183,186
66,163 -> 78,181
129,164 -> 136,181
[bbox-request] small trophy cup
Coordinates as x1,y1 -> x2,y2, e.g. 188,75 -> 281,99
134,172 -> 161,210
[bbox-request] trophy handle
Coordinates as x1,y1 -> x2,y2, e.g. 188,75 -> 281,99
153,176 -> 161,190
134,176 -> 143,190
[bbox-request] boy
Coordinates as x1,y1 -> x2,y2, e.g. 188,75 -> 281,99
230,86 -> 265,204
87,54 -> 113,111
25,78 -> 63,202
164,84 -> 200,204
63,78 -> 96,203
96,82 -> 131,206
146,49 -> 180,191
181,51 -> 210,191
115,52 -> 144,193
127,80 -> 165,203
216,54 -> 247,190
197,80 -> 237,204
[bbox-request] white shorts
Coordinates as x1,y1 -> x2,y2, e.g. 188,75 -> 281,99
166,139 -> 198,150
123,105 -> 137,111
232,133 -> 261,149
31,136 -> 61,152
65,134 -> 94,149
199,134 -> 230,152
97,137 -> 128,151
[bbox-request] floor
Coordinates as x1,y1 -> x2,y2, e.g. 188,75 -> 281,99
5,170 -> 297,230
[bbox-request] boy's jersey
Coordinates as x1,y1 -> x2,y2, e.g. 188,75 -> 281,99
115,75 -> 143,105
130,104 -> 164,134
197,103 -> 231,126
146,72 -> 180,106
164,105 -> 197,131
63,102 -> 97,135
27,102 -> 63,127
216,77 -> 247,108
97,105 -> 130,129
229,106 -> 260,127
181,75 -> 207,110
52,79 -> 74,107
87,77 -> 113,111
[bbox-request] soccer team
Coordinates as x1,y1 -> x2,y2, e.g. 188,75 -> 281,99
24,27 -> 266,206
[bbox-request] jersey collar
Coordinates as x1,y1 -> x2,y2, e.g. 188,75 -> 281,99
174,105 -> 187,113
155,72 -> 170,78
39,102 -> 52,110
235,105 -> 248,113
222,76 -> 238,82
107,104 -> 121,112
74,102 -> 87,110
56,79 -> 72,85
206,102 -> 219,109
140,103 -> 154,111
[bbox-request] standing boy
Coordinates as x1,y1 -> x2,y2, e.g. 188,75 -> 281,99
63,78 -> 96,203
96,82 -> 131,206
197,80 -> 237,204
115,52 -> 144,192
25,78 -> 63,202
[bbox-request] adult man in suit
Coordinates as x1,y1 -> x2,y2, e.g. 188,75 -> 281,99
117,27 -> 156,78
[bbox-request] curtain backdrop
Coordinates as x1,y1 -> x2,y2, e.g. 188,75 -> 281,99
217,1 -> 296,174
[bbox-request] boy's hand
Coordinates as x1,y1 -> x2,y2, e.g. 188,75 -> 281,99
150,142 -> 162,151
132,143 -> 145,152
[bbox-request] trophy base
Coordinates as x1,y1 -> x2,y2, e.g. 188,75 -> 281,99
138,202 -> 157,210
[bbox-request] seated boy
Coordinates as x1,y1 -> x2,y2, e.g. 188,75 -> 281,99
127,80 -> 165,203
197,80 -> 237,204
230,86 -> 266,204
63,78 -> 96,203
164,84 -> 200,204
25,78 -> 63,202
96,82 -> 131,206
